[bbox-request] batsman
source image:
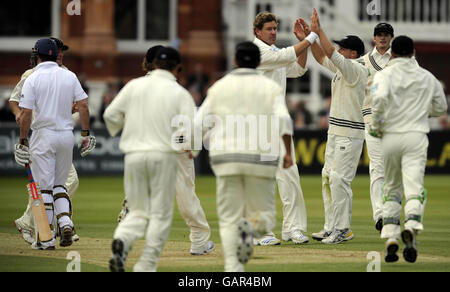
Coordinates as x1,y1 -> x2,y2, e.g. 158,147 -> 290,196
10,38 -> 84,246
13,38 -> 95,250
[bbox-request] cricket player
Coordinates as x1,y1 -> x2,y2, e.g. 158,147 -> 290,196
105,47 -> 196,272
362,23 -> 394,232
308,9 -> 367,244
368,36 -> 447,263
10,37 -> 82,245
116,45 -> 214,256
252,11 -> 317,245
194,41 -> 294,272
14,38 -> 94,250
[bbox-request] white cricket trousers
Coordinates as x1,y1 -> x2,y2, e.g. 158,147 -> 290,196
18,164 -> 79,230
175,153 -> 211,250
276,137 -> 308,236
216,175 -> 276,272
321,134 -> 364,231
365,128 -> 385,222
29,128 -> 74,233
380,132 -> 428,239
114,151 -> 178,272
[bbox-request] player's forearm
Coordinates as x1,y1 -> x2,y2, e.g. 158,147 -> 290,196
293,40 -> 312,58
282,134 -> 292,156
9,101 -> 21,117
19,109 -> 32,139
317,29 -> 335,59
297,49 -> 308,68
77,101 -> 90,131
310,42 -> 326,65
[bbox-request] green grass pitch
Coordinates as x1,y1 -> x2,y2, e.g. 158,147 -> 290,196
1,174 -> 449,272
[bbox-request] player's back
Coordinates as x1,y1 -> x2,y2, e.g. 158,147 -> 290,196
119,69 -> 195,154
378,57 -> 443,133
20,62 -> 86,131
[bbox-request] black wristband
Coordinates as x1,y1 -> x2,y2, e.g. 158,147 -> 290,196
81,130 -> 90,137
19,138 -> 29,147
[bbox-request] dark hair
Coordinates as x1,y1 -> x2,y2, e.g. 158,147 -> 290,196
392,35 -> 414,57
142,45 -> 164,72
38,53 -> 57,62
153,47 -> 182,72
235,41 -> 261,68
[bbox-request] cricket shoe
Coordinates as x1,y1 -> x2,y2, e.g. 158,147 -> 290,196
109,239 -> 128,272
59,225 -> 73,247
31,241 -> 55,251
375,218 -> 383,233
14,219 -> 34,245
312,229 -> 332,241
322,229 -> 352,244
253,235 -> 281,246
282,230 -> 309,244
401,229 -> 418,263
236,219 -> 254,264
190,241 -> 215,255
72,228 -> 80,242
384,238 -> 399,262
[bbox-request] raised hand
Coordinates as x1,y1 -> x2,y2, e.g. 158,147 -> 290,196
293,19 -> 306,41
299,18 -> 311,35
310,8 -> 321,34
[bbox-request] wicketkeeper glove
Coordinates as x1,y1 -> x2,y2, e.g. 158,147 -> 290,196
368,124 -> 382,138
14,138 -> 30,167
78,130 -> 96,157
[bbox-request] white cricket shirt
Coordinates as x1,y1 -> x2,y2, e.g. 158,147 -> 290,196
322,50 -> 368,139
19,62 -> 87,131
371,57 -> 448,133
253,37 -> 308,95
103,69 -> 196,154
195,68 -> 293,178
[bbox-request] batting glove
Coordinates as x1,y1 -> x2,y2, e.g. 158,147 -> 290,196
78,130 -> 96,157
14,138 -> 30,167
368,124 -> 382,138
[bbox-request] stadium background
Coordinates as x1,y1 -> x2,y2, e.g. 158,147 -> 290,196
0,0 -> 449,175
0,0 -> 449,274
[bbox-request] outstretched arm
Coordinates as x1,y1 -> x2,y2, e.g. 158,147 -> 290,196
311,8 -> 335,58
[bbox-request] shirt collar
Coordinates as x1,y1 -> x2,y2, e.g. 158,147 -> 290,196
151,69 -> 177,81
254,37 -> 276,49
230,68 -> 261,75
35,61 -> 59,70
372,47 -> 392,58
388,57 -> 416,66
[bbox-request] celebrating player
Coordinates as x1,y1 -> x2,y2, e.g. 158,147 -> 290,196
362,23 -> 395,232
105,47 -> 197,272
368,35 -> 447,263
252,11 -> 315,246
14,38 -> 94,250
194,41 -> 294,271
307,9 -> 368,244
10,37 -> 82,245
117,45 -> 214,256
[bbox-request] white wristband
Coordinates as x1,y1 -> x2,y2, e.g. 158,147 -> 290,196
305,32 -> 319,44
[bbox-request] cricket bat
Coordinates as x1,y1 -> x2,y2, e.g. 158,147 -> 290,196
25,163 -> 53,242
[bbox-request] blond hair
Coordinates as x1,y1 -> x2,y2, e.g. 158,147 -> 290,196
253,12 -> 277,36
